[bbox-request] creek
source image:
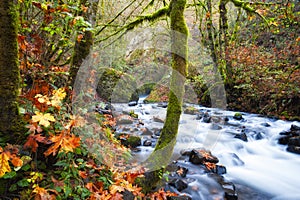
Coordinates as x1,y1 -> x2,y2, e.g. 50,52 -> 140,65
111,97 -> 300,200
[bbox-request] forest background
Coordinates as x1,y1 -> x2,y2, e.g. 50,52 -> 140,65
0,0 -> 299,199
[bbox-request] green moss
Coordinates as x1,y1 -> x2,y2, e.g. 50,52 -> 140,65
96,68 -> 138,103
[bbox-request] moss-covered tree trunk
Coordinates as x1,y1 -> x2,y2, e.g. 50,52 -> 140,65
219,0 -> 233,83
154,0 -> 188,158
138,0 -> 188,192
0,0 -> 23,144
69,0 -> 98,88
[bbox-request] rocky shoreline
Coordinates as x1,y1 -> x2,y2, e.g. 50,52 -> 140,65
95,100 -> 300,199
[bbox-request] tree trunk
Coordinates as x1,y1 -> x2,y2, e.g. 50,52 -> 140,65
137,0 -> 189,192
69,0 -> 98,88
0,0 -> 23,144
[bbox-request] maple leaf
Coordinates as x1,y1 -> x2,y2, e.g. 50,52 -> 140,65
32,111 -> 55,127
52,88 -> 66,101
109,184 -> 124,195
26,124 -> 43,134
44,134 -> 80,156
11,156 -> 23,167
32,185 -> 56,200
0,151 -> 11,177
35,94 -> 50,104
24,134 -> 50,153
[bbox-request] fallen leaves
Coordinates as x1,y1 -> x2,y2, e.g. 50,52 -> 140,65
32,111 -> 55,127
44,133 -> 81,156
0,146 -> 23,177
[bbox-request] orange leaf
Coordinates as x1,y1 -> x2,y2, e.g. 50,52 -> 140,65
44,134 -> 80,156
24,135 -> 39,152
109,185 -> 124,195
78,170 -> 88,179
11,156 -> 23,167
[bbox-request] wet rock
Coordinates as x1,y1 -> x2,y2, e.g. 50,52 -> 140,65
183,107 -> 199,115
287,145 -> 300,154
233,112 -> 243,120
141,127 -> 153,136
288,136 -> 300,146
116,134 -> 141,148
254,132 -> 264,140
153,116 -> 165,123
278,136 -> 291,145
128,101 -> 138,106
222,182 -> 238,200
176,166 -> 188,177
151,134 -> 160,139
180,149 -> 192,156
143,139 -> 152,146
189,149 -> 219,165
234,132 -> 248,142
153,128 -> 162,136
131,147 -> 141,152
196,114 -> 202,120
96,108 -> 112,115
279,131 -> 292,136
169,179 -> 188,192
261,122 -> 271,127
291,124 -> 300,131
202,112 -> 211,123
224,117 -> 230,122
215,165 -> 227,175
116,115 -> 134,125
157,102 -> 168,108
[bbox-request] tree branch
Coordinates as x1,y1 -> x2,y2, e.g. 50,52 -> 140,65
95,5 -> 170,43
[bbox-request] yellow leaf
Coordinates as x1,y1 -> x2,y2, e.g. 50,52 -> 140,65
109,185 -> 124,195
35,94 -> 50,104
32,112 -> 55,127
52,88 -> 66,101
0,152 -> 11,177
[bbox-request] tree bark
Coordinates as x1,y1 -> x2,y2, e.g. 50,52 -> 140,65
137,0 -> 189,192
69,0 -> 98,88
0,0 -> 23,144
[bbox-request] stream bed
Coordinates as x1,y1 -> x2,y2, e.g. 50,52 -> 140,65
110,99 -> 300,200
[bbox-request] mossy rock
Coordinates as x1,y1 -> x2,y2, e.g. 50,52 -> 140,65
183,106 -> 199,115
116,133 -> 141,148
136,83 -> 156,95
233,112 -> 243,120
96,68 -> 139,103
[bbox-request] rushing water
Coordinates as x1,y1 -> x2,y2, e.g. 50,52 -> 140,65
112,100 -> 300,199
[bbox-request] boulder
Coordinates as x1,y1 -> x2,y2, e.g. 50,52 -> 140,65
189,149 -> 219,165
222,182 -> 238,200
116,115 -> 134,125
96,68 -> 139,103
183,107 -> 199,115
234,132 -> 248,142
116,133 -> 141,148
153,116 -> 165,123
169,179 -> 188,192
233,112 -> 243,120
143,139 -> 152,146
128,101 -> 138,106
287,145 -> 300,154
